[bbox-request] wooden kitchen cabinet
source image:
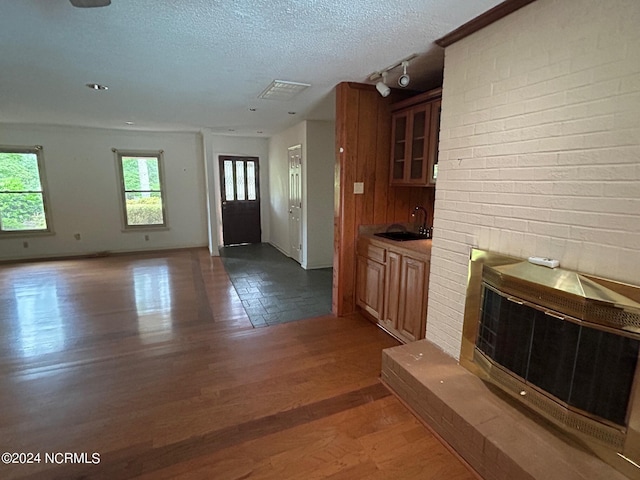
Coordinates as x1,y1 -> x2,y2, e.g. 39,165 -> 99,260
356,238 -> 386,319
397,255 -> 428,342
356,255 -> 385,319
381,251 -> 402,333
390,88 -> 442,187
357,235 -> 430,344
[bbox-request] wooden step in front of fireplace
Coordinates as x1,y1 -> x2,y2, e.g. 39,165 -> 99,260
381,340 -> 629,480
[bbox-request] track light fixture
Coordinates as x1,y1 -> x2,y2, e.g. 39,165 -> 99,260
398,61 -> 410,88
376,72 -> 391,97
369,53 -> 417,96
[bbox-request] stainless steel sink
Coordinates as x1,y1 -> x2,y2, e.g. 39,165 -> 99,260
374,231 -> 430,241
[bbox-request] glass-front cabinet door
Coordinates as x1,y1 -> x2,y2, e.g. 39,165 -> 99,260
408,103 -> 430,183
390,110 -> 408,183
390,96 -> 440,187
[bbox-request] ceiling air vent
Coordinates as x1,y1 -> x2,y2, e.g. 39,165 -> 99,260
258,80 -> 310,100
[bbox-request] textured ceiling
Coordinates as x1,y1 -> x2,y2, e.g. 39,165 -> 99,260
0,0 -> 503,137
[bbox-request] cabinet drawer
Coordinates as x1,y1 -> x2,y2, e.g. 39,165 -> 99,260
357,238 -> 386,264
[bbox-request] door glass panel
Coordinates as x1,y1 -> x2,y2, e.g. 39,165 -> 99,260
235,162 -> 245,200
246,161 -> 256,201
393,115 -> 407,180
412,111 -> 425,139
224,160 -> 234,201
411,137 -> 424,179
410,111 -> 426,180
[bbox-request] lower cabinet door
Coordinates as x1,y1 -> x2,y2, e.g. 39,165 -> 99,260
382,251 -> 402,331
397,255 -> 427,342
356,255 -> 385,319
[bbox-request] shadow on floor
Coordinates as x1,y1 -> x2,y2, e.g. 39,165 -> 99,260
219,243 -> 333,327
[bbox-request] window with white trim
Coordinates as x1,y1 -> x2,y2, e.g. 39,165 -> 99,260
0,145 -> 52,234
115,149 -> 167,229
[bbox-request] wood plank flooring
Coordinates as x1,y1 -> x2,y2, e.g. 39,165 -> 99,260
0,248 -> 476,480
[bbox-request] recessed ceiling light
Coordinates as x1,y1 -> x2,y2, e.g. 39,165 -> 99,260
125,121 -> 135,125
70,0 -> 111,7
86,83 -> 108,90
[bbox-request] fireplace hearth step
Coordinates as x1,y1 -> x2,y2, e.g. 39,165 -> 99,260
381,340 -> 630,480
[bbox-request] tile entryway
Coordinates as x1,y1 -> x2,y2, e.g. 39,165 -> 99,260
219,243 -> 332,327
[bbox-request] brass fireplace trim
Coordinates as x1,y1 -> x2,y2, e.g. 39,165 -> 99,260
475,350 -> 626,449
482,262 -> 640,333
461,248 -> 640,480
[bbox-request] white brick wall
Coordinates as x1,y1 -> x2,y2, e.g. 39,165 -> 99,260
428,0 -> 640,359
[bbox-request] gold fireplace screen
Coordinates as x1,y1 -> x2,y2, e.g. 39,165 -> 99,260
461,249 -> 640,480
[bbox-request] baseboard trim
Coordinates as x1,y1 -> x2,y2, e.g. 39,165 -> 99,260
0,244 -> 209,265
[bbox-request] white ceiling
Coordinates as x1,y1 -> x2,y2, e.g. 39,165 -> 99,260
0,0 -> 503,137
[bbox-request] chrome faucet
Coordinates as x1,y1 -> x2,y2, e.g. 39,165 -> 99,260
412,206 -> 430,237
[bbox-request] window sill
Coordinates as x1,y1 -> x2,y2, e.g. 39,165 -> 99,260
0,230 -> 55,239
121,226 -> 170,233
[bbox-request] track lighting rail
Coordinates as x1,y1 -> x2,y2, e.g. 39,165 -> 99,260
367,53 -> 418,82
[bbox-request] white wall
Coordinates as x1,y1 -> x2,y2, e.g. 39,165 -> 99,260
305,121 -> 335,269
428,0 -> 640,359
268,120 -> 335,269
201,132 -> 269,253
0,124 -> 208,260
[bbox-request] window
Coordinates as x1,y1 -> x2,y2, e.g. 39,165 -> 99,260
115,149 -> 167,229
0,145 -> 52,234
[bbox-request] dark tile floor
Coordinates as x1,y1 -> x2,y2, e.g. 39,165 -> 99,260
219,243 -> 333,327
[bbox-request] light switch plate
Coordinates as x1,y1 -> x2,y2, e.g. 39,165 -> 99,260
354,182 -> 364,194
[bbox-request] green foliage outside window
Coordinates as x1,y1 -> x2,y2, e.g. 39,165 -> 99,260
0,152 -> 48,231
122,157 -> 160,191
120,155 -> 165,227
125,194 -> 164,226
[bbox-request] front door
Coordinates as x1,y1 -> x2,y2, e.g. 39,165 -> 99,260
219,156 -> 261,246
288,145 -> 302,263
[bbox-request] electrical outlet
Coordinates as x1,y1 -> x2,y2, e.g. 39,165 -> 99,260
144,234 -> 150,241
23,241 -> 29,248
74,233 -> 81,240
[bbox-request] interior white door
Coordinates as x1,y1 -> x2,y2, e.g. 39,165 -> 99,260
288,145 -> 302,264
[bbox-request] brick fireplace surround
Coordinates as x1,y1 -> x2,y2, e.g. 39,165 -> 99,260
405,0 -> 640,476
381,341 -> 629,480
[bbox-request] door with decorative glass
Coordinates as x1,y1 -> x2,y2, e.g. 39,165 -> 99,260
218,156 -> 261,245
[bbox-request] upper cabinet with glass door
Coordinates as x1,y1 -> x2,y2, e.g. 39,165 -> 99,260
389,88 -> 442,187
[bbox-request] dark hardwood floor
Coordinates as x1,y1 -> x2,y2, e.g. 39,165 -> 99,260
0,248 -> 476,480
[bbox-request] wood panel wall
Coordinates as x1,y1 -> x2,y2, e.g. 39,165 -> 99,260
332,82 -> 435,316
